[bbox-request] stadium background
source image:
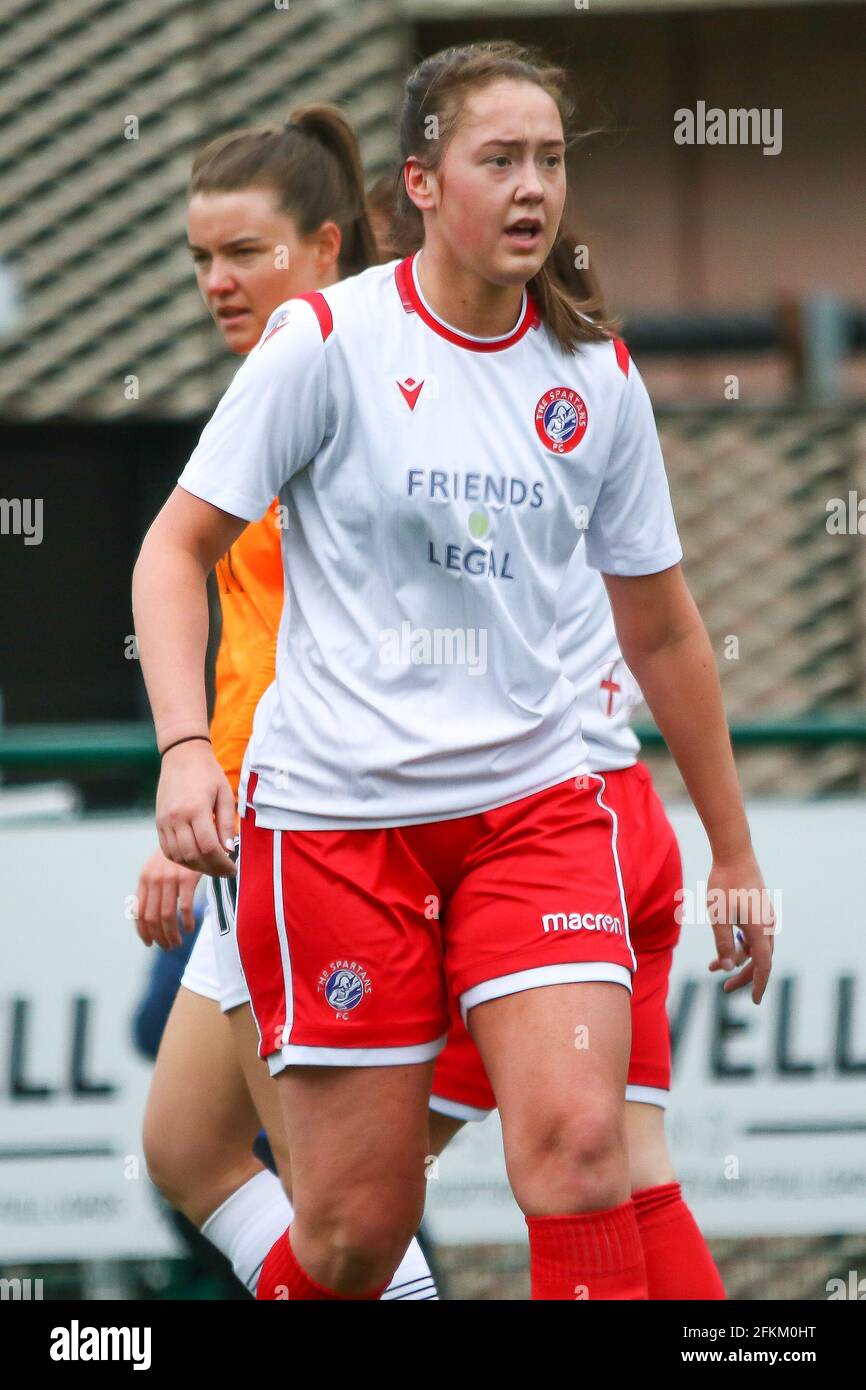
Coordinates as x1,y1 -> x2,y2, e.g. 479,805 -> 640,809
1,0 -> 864,1300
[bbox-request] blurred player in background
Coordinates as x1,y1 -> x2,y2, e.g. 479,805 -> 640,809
134,41 -> 772,1301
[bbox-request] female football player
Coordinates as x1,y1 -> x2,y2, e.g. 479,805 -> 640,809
134,42 -> 772,1300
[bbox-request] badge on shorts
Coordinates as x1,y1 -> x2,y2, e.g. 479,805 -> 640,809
534,387 -> 588,454
317,960 -> 372,1020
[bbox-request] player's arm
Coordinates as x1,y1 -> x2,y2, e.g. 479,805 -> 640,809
585,353 -> 773,1003
133,488 -> 246,877
133,297 -> 330,878
603,565 -> 773,1002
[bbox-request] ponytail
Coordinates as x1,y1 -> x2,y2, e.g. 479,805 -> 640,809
288,104 -> 379,275
189,103 -> 377,277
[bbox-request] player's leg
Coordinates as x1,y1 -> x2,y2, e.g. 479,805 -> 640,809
425,1006 -> 680,1185
471,981 -> 631,1213
626,1101 -> 724,1299
445,775 -> 647,1299
625,1098 -> 676,1190
427,1016 -> 716,1299
238,810 -> 449,1299
138,893 -> 292,1295
206,865 -> 441,1299
225,1002 -> 293,1188
256,1062 -> 434,1298
190,997 -> 439,1300
471,981 -> 644,1299
428,1109 -> 465,1155
612,762 -> 725,1298
143,985 -> 273,1227
427,975 -> 675,1181
427,1009 -> 489,1155
426,761 -> 721,1298
429,1009 -> 496,1135
149,986 -> 433,1302
202,867 -> 298,1177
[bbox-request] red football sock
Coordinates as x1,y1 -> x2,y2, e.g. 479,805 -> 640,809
632,1182 -> 726,1300
256,1226 -> 388,1301
527,1201 -> 648,1300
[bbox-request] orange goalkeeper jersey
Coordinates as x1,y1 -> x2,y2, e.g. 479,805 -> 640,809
210,499 -> 283,801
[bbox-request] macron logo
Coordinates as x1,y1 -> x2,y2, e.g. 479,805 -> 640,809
396,377 -> 425,411
542,911 -> 623,935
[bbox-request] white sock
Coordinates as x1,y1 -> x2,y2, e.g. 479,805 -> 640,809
201,1168 -> 439,1300
380,1237 -> 439,1300
200,1169 -> 293,1295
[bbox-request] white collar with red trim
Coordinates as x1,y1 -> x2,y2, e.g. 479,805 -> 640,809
394,251 -> 540,353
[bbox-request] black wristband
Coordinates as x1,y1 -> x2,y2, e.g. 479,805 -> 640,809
159,735 -> 211,758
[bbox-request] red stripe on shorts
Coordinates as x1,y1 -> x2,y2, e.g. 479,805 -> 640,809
236,775 -> 290,1059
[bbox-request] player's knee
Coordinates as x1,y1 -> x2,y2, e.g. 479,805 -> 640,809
142,1107 -> 204,1208
506,1099 -> 627,1214
142,1111 -> 244,1216
142,1117 -> 186,1207
301,1183 -> 425,1288
330,1218 -> 419,1290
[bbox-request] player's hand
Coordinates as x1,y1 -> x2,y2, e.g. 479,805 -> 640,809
705,850 -> 775,1004
134,848 -> 201,951
156,741 -> 238,879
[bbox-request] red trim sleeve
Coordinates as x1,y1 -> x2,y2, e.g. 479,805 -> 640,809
293,290 -> 334,342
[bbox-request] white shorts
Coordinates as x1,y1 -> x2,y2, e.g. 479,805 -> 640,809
181,874 -> 250,1013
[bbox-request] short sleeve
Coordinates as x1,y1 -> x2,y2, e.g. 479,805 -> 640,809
584,358 -> 683,576
177,298 -> 330,522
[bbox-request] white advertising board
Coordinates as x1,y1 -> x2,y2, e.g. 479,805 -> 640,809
424,799 -> 866,1243
2,801 -> 864,1258
0,817 -> 180,1262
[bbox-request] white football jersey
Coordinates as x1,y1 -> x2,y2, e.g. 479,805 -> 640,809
556,547 -> 642,774
178,252 -> 681,829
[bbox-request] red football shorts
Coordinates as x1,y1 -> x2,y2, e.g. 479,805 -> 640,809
429,762 -> 683,1117
236,772 -> 635,1075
